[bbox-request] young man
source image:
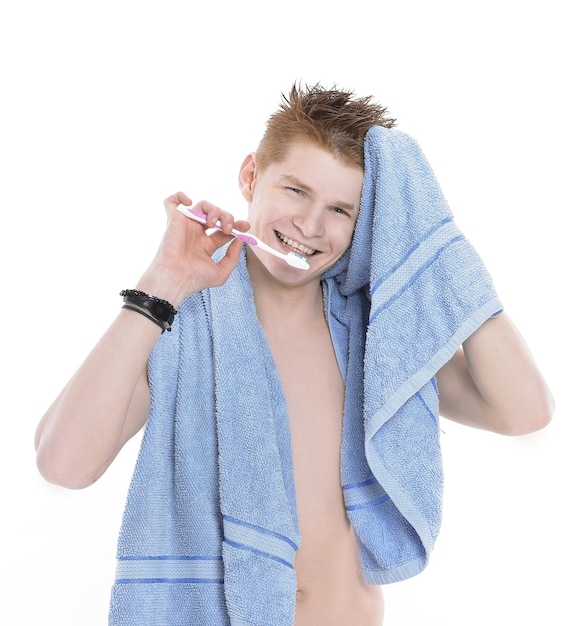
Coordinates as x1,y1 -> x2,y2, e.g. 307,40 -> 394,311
35,84 -> 553,625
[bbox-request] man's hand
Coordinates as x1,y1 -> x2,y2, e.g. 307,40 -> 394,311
136,191 -> 251,307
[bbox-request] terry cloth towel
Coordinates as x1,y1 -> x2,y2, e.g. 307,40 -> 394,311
323,126 -> 502,585
108,126 -> 502,625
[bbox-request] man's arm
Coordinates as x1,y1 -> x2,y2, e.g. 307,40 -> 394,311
35,192 -> 248,489
34,314 -> 158,489
435,312 -> 554,435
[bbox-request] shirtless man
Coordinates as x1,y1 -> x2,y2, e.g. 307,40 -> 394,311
35,85 -> 553,625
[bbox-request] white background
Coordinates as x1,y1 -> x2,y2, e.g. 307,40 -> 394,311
1,1 -> 580,624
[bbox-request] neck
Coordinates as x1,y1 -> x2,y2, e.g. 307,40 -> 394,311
246,250 -> 325,330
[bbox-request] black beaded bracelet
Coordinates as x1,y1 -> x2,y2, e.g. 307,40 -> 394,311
120,289 -> 177,333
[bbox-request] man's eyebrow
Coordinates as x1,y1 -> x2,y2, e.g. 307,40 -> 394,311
279,175 -> 357,213
280,174 -> 313,192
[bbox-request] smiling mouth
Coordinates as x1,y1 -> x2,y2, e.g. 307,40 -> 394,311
275,231 -> 317,257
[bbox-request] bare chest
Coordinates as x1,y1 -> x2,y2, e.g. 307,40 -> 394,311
266,324 -> 383,622
266,323 -> 345,505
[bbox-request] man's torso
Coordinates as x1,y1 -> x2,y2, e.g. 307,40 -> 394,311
264,308 -> 384,626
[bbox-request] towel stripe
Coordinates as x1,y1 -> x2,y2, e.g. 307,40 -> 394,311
370,220 -> 463,323
222,515 -> 298,568
371,217 -> 453,294
223,539 -> 295,569
115,555 -> 223,584
343,476 -> 389,511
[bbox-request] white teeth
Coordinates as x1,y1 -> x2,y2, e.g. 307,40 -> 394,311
276,232 -> 315,256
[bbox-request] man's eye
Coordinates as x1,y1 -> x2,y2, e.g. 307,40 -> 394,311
287,187 -> 303,194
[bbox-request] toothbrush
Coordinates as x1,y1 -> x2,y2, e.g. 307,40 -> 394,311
176,205 -> 310,271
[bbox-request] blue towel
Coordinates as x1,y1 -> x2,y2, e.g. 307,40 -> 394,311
324,127 -> 502,584
108,126 -> 502,625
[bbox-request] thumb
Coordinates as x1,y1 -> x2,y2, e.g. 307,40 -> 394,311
214,239 -> 244,283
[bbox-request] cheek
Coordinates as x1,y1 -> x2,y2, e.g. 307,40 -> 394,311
246,200 -> 266,227
334,223 -> 357,253
247,198 -> 288,229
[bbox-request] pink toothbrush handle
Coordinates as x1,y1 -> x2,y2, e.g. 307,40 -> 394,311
180,207 -> 257,246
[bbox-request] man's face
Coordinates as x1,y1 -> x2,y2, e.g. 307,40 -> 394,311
240,141 -> 363,285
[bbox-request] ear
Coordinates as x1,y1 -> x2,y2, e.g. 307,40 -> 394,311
239,153 -> 258,202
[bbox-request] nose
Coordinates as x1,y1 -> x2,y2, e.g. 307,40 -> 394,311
293,206 -> 324,238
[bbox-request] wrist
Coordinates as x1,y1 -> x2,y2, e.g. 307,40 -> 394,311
135,267 -> 188,310
120,289 -> 177,333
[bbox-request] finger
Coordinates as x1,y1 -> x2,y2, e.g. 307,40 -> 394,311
206,229 -> 234,249
198,202 -> 223,230
214,213 -> 249,234
233,219 -> 251,232
194,203 -> 241,235
164,191 -> 193,210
